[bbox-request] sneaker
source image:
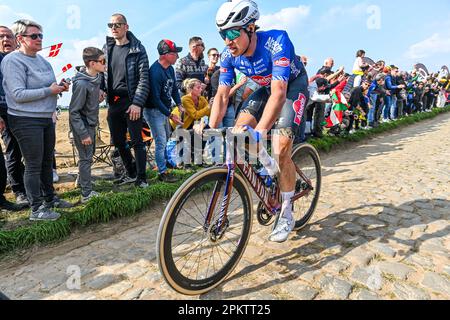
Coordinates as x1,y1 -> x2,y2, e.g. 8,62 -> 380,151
45,197 -> 74,209
136,180 -> 149,189
349,129 -> 356,134
30,207 -> 61,221
81,191 -> 100,204
269,215 -> 295,243
15,193 -> 30,208
53,169 -> 60,183
114,174 -> 137,186
0,200 -> 23,212
158,172 -> 179,183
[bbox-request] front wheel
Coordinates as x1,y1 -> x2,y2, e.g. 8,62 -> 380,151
291,144 -> 322,230
157,167 -> 253,296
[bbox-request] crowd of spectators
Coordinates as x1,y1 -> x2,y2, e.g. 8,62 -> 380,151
0,15 -> 449,222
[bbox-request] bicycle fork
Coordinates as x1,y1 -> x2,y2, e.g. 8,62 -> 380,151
204,164 -> 235,242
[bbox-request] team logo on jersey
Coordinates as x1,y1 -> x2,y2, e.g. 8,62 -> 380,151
264,37 -> 283,55
274,57 -> 290,67
293,93 -> 307,125
220,67 -> 228,73
251,74 -> 272,87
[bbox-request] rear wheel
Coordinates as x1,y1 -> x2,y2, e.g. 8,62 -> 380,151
291,144 -> 322,230
157,167 -> 253,296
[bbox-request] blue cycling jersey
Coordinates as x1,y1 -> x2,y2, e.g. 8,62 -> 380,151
219,30 -> 306,88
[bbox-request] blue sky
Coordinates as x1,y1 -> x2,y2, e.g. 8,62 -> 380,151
1,0 -> 449,105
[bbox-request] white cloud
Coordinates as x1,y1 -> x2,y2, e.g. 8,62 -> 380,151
259,5 -> 311,31
317,3 -> 369,30
0,5 -> 34,26
405,33 -> 450,60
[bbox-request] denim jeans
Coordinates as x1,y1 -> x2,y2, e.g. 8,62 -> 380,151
368,94 -> 378,125
144,108 -> 170,174
219,104 -> 236,128
390,95 -> 398,120
8,115 -> 55,211
382,95 -> 392,120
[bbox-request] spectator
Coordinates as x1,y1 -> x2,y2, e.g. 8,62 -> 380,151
205,48 -> 220,101
103,13 -> 150,188
180,78 -> 211,130
143,39 -> 183,183
347,79 -> 370,133
2,19 -> 73,221
383,66 -> 405,121
175,37 -> 208,92
367,73 -> 385,127
354,64 -> 370,88
69,47 -> 105,203
301,55 -> 308,67
0,26 -> 28,208
413,82 -> 425,112
352,50 -> 368,76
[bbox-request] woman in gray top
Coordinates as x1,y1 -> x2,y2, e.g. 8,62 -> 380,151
1,19 -> 73,221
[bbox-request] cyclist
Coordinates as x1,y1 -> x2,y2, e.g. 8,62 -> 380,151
209,0 -> 310,243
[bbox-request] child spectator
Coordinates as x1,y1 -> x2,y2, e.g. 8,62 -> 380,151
69,47 -> 105,203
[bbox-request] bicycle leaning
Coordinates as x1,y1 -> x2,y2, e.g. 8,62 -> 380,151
156,127 -> 322,295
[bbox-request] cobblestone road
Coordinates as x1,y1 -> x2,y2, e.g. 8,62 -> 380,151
1,113 -> 449,300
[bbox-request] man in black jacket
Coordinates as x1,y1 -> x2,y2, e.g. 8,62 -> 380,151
102,14 -> 150,187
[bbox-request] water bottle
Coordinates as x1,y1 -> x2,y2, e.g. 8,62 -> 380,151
257,167 -> 273,188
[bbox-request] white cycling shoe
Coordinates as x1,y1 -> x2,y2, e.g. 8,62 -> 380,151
269,215 -> 295,243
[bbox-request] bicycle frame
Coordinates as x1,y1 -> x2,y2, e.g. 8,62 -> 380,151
203,135 -> 314,235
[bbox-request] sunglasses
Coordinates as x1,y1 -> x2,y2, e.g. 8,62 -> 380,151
93,59 -> 106,65
22,33 -> 43,40
210,53 -> 220,57
219,28 -> 242,41
108,23 -> 126,29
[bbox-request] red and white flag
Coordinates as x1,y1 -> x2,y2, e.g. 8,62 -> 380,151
62,63 -> 73,73
56,63 -> 73,78
47,43 -> 63,58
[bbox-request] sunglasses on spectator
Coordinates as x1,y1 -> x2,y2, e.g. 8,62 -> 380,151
219,28 -> 242,41
92,59 -> 106,65
22,33 -> 43,40
209,53 -> 220,57
108,23 -> 126,29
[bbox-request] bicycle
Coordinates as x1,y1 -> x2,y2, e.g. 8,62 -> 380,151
156,127 -> 322,295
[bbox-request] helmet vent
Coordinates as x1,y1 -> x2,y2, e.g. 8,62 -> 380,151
233,7 -> 249,23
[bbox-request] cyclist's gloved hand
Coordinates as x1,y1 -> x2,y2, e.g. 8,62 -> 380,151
243,125 -> 262,144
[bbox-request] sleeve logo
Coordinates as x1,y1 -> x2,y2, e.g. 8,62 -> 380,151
274,57 -> 290,67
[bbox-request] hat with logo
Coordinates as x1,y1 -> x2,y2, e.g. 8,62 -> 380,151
157,39 -> 183,55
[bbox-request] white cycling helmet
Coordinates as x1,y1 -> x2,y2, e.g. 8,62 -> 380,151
216,0 -> 260,31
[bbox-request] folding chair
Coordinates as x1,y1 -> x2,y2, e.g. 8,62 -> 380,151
93,126 -> 114,166
142,123 -> 156,167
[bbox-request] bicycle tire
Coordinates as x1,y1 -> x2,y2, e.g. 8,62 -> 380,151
291,144 -> 322,231
157,167 -> 253,296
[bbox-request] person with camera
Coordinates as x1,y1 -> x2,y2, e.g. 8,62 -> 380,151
1,20 -> 74,221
